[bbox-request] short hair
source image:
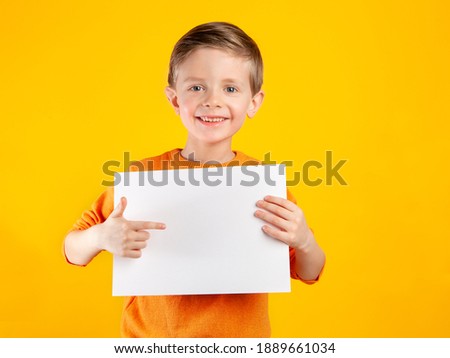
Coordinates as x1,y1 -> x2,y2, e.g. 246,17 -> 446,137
168,22 -> 263,95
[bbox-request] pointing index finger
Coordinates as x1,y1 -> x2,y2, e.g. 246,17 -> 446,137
129,220 -> 166,231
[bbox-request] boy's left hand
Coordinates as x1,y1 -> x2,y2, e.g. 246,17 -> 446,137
254,195 -> 312,250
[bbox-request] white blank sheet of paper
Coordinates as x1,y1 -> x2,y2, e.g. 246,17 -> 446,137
112,164 -> 290,296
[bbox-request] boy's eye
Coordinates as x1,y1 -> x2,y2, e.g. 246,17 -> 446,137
225,87 -> 238,93
190,85 -> 203,92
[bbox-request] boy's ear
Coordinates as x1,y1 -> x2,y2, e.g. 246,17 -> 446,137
164,86 -> 180,115
247,90 -> 265,118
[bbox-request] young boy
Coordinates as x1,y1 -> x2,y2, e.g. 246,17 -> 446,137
64,22 -> 325,338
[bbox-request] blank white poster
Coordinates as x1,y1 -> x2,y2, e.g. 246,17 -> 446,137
112,164 -> 290,296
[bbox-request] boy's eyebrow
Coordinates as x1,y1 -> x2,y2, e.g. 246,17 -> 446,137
222,78 -> 245,85
181,77 -> 245,85
181,77 -> 205,83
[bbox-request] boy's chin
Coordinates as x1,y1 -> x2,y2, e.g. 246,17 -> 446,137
189,133 -> 234,146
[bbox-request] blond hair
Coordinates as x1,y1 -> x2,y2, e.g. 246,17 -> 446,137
168,22 -> 263,95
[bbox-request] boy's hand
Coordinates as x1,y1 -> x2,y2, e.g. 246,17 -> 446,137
254,195 -> 313,250
97,196 -> 166,258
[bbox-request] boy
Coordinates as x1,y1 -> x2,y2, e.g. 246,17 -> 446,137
64,22 -> 325,337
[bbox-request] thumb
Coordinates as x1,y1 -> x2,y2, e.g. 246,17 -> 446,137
110,196 -> 127,218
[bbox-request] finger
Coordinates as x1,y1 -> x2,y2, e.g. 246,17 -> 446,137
110,197 -> 127,218
261,225 -> 291,245
263,195 -> 298,212
126,239 -> 148,250
254,209 -> 290,231
129,220 -> 166,231
256,200 -> 294,221
128,230 -> 150,242
124,249 -> 143,259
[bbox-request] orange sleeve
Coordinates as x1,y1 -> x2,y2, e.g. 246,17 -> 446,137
71,186 -> 115,231
287,189 -> 324,284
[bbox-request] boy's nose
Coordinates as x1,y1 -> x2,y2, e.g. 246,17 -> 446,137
202,90 -> 222,108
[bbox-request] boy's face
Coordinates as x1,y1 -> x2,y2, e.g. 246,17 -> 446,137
165,48 -> 264,147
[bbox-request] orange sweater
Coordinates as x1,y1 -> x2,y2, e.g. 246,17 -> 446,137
69,148 -> 320,337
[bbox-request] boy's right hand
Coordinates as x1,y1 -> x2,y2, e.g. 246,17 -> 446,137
96,196 -> 166,258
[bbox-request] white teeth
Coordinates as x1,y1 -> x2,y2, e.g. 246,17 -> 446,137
199,116 -> 225,122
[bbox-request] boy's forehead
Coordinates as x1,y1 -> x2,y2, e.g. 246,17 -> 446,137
176,48 -> 251,81
186,47 -> 239,58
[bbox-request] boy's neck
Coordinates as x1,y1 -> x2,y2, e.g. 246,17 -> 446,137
181,139 -> 235,164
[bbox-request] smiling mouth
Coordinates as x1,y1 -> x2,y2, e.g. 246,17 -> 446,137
197,116 -> 228,123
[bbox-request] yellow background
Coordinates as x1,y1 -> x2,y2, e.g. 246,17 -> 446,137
1,0 -> 449,337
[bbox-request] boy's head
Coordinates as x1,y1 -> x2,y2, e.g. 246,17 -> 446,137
165,22 -> 265,151
168,22 -> 263,96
